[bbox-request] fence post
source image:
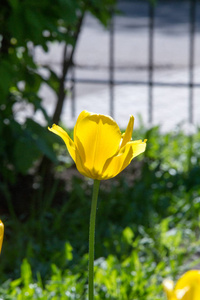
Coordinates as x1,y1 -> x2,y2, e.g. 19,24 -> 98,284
109,10 -> 114,118
189,0 -> 196,124
148,1 -> 155,124
71,66 -> 76,118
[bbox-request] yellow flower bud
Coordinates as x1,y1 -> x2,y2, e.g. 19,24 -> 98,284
49,110 -> 147,180
163,270 -> 200,300
0,220 -> 4,254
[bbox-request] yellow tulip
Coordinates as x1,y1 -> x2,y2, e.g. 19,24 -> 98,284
48,110 -> 147,180
163,270 -> 200,300
0,220 -> 4,254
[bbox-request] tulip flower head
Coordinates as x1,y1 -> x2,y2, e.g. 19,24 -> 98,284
0,220 -> 4,253
48,110 -> 147,180
163,270 -> 200,300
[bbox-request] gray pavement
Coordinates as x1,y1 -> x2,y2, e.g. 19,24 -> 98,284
33,0 -> 200,132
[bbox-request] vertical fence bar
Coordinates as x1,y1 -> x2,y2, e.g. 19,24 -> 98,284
71,65 -> 76,118
109,11 -> 114,118
189,0 -> 196,124
148,1 -> 155,124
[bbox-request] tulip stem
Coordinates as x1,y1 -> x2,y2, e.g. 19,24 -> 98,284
88,179 -> 100,300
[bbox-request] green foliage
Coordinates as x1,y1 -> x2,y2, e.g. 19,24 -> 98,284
0,0 -> 116,207
1,126 -> 200,299
0,224 -> 196,299
2,1 -> 197,297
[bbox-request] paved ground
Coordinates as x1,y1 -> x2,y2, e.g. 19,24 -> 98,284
33,0 -> 200,132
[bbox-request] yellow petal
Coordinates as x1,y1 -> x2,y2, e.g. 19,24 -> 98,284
75,150 -> 93,178
120,115 -> 134,148
0,220 -> 4,254
175,270 -> 200,300
74,113 -> 122,179
74,110 -> 91,137
163,279 -> 175,300
175,270 -> 200,289
175,287 -> 190,300
102,139 -> 147,179
48,124 -> 76,162
48,112 -> 147,180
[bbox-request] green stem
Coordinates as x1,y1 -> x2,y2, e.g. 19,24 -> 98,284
88,179 -> 100,300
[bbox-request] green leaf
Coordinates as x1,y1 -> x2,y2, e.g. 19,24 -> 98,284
14,135 -> 41,174
21,259 -> 33,287
65,242 -> 73,261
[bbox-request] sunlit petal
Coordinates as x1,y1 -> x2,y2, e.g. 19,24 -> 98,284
0,220 -> 4,254
74,110 -> 91,137
175,270 -> 200,300
120,115 -> 134,148
175,287 -> 190,300
175,270 -> 200,289
163,271 -> 200,300
48,124 -> 76,162
163,279 -> 175,300
74,113 -> 122,177
102,139 -> 147,179
163,279 -> 174,293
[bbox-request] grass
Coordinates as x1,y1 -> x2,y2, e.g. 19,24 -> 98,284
1,125 -> 200,299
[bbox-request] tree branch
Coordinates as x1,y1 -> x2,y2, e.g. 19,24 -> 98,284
52,14 -> 84,124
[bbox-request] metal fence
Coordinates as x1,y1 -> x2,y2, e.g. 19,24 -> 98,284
67,0 -> 200,127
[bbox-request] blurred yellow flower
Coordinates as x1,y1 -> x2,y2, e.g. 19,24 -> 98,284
48,110 -> 147,180
0,220 -> 4,254
163,270 -> 200,300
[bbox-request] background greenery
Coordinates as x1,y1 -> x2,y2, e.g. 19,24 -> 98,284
1,0 -> 200,299
0,0 -> 115,214
1,126 -> 200,299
